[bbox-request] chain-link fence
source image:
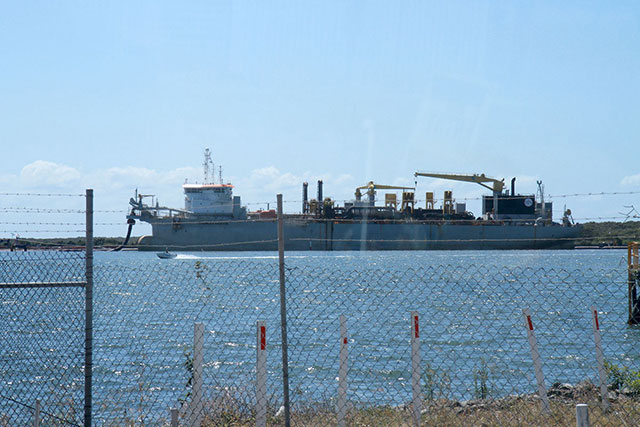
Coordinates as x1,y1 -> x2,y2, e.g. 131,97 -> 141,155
90,257 -> 640,426
285,264 -> 640,426
3,250 -> 640,426
92,258 -> 283,426
0,251 -> 86,426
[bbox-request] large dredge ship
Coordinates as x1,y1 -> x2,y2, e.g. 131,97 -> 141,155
127,150 -> 581,251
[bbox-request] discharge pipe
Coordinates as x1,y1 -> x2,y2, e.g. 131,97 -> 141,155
511,177 -> 516,196
112,218 -> 135,251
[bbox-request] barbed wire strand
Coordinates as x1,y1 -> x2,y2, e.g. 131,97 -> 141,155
0,192 -> 85,197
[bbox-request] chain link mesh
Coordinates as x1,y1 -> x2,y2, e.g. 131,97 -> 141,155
284,264 -> 640,426
93,258 -> 282,426
92,257 -> 640,425
3,251 -> 640,426
0,251 -> 85,426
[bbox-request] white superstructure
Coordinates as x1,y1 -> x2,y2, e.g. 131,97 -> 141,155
183,183 -> 234,215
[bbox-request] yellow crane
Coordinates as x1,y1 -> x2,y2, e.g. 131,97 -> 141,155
413,172 -> 505,195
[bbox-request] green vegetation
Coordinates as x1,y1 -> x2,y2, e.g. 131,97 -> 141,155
576,220 -> 640,246
605,361 -> 640,395
473,359 -> 489,400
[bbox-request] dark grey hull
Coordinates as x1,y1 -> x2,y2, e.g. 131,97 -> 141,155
135,218 -> 582,251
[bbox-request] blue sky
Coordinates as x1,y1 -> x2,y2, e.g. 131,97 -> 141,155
1,1 -> 639,237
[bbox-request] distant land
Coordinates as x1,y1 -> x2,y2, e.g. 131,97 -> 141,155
0,236 -> 138,250
575,221 -> 640,247
2,221 -> 639,250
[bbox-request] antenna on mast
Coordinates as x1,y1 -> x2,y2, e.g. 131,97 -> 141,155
203,148 -> 214,184
537,180 -> 545,218
219,165 -> 223,185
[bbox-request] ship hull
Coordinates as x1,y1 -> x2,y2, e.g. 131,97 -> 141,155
135,218 -> 582,251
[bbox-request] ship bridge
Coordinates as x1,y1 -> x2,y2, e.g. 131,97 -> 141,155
183,183 -> 235,215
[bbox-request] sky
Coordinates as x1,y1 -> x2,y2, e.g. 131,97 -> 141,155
1,1 -> 639,238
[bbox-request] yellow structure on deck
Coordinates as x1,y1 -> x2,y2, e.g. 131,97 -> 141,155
355,181 -> 415,211
414,172 -> 505,195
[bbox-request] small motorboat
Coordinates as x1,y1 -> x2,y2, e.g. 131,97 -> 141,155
157,251 -> 177,259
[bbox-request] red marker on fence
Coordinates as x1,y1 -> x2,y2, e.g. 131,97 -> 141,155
522,309 -> 550,414
256,320 -> 267,427
188,323 -> 205,426
591,306 -> 609,411
410,311 -> 421,427
337,315 -> 348,427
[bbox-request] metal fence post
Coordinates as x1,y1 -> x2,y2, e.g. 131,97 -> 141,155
85,188 -> 93,427
576,403 -> 590,427
170,407 -> 178,427
591,306 -> 609,411
337,315 -> 348,427
277,194 -> 291,427
411,311 -> 421,426
188,322 -> 205,427
33,398 -> 40,427
256,321 -> 267,427
522,309 -> 550,414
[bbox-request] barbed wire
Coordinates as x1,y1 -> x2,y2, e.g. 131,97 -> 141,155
0,222 -> 114,226
0,230 -> 86,234
1,190 -> 636,216
0,238 -> 90,247
0,192 -> 85,197
2,232 -> 637,250
273,190 -> 640,205
0,214 -> 638,229
0,208 -> 129,214
122,189 -> 640,212
0,208 -> 85,214
549,191 -> 640,198
38,216 -> 636,226
2,189 -> 636,201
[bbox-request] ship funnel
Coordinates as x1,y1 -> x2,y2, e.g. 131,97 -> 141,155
317,180 -> 323,202
317,180 -> 324,216
302,182 -> 309,214
511,177 -> 516,196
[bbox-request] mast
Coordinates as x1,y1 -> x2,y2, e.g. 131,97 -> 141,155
203,148 -> 214,184
537,180 -> 545,218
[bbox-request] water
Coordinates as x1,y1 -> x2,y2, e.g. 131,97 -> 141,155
95,251 -> 637,412
3,249 -> 639,424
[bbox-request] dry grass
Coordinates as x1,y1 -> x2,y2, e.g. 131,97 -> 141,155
200,394 -> 640,426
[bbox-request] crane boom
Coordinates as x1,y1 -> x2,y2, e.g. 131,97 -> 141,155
413,172 -> 504,194
356,181 -> 414,191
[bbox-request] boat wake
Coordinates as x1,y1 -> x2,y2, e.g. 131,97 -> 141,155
172,254 -> 351,260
